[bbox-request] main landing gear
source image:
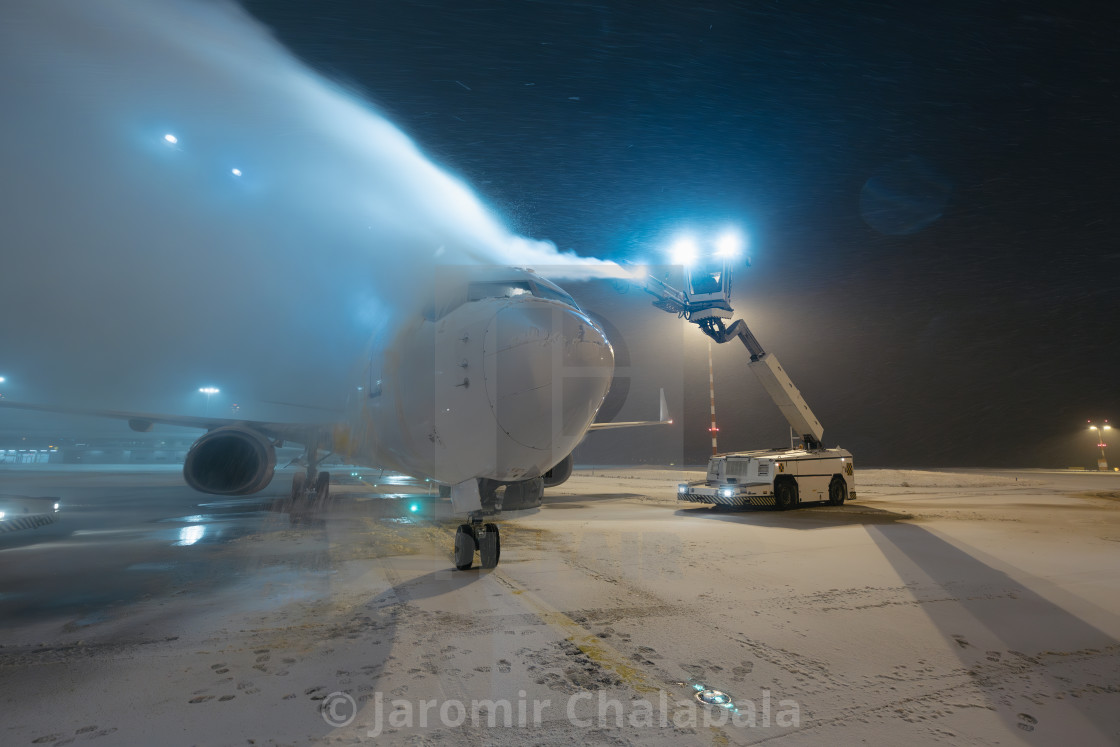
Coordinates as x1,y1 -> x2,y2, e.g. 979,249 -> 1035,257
286,437 -> 331,524
454,513 -> 500,570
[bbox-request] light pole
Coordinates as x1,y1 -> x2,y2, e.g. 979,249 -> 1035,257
707,339 -> 719,456
199,387 -> 220,415
1088,420 -> 1111,471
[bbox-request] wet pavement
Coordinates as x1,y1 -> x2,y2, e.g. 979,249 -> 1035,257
0,467 -> 1117,746
0,467 -> 441,627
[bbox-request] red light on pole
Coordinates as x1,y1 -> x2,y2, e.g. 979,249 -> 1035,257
1088,420 -> 1111,470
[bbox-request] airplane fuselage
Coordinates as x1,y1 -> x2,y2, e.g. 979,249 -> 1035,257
335,269 -> 615,487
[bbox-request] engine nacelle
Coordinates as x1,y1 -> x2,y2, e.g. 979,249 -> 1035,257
183,426 -> 276,495
541,453 -> 573,488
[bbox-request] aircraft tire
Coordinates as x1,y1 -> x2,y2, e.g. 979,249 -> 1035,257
287,472 -> 309,522
454,524 -> 477,570
290,472 -> 307,500
479,523 -> 500,569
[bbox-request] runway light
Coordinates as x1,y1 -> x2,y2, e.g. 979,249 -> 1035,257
163,133 -> 178,144
696,688 -> 733,707
409,503 -> 420,513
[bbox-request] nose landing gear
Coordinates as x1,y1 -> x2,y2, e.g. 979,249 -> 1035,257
454,514 -> 501,570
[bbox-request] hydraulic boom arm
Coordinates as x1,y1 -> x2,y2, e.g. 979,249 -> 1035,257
696,318 -> 823,449
644,266 -> 824,449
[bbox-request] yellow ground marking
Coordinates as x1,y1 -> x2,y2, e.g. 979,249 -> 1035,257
490,571 -> 663,695
431,524 -> 667,696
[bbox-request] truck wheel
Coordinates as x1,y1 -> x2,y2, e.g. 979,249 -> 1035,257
774,480 -> 797,511
828,477 -> 847,506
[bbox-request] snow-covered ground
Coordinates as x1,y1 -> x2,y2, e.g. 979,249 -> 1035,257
0,466 -> 1117,745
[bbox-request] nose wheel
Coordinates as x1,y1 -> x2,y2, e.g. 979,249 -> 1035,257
454,517 -> 500,570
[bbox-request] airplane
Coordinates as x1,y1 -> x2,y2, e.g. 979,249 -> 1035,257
0,265 -> 670,570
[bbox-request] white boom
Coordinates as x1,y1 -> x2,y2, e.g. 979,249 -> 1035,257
643,261 -> 825,449
748,353 -> 824,445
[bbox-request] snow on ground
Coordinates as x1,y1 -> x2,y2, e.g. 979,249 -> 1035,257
0,466 -> 1117,746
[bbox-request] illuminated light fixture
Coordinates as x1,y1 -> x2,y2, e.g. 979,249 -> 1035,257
409,503 -> 420,513
0,511 -> 5,520
163,133 -> 178,144
696,688 -> 733,707
231,168 -> 242,177
198,387 -> 220,395
669,236 -> 700,267
714,230 -> 744,259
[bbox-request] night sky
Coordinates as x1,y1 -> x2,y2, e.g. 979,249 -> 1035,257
239,0 -> 1119,467
2,1 -> 1117,469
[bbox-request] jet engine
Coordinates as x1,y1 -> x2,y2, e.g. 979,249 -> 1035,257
183,426 -> 276,495
541,453 -> 573,488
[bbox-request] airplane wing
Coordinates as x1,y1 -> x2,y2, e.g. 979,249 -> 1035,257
0,400 -> 332,445
586,388 -> 672,431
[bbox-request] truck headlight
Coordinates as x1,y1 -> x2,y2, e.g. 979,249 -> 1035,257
678,484 -> 688,494
720,488 -> 734,498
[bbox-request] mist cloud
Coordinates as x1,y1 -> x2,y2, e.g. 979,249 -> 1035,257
0,0 -> 616,417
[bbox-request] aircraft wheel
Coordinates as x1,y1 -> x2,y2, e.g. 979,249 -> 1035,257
287,472 -> 309,522
479,523 -> 500,569
774,480 -> 797,511
454,524 -> 477,570
313,472 -> 329,501
828,477 -> 847,506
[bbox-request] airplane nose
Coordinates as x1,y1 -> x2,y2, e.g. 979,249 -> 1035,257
482,300 -> 614,455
